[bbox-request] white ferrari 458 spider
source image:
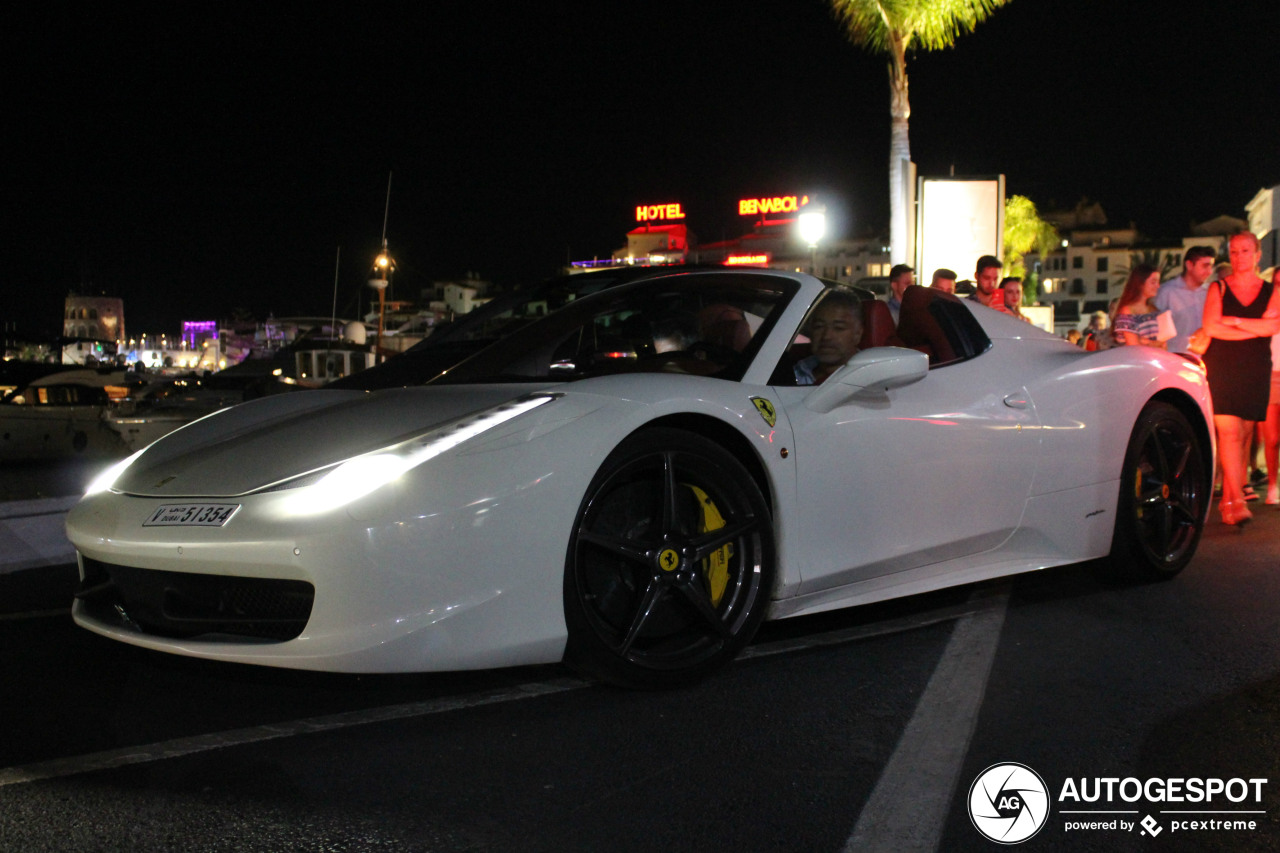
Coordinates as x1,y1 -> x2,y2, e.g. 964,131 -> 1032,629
67,270 -> 1214,687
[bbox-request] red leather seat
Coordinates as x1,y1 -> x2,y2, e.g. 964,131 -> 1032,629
860,300 -> 904,349
895,285 -> 957,364
698,304 -> 752,352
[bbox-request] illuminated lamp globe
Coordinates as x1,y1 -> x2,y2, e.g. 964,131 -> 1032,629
368,250 -> 395,291
797,209 -> 826,248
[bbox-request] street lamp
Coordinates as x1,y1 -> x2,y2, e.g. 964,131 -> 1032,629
797,208 -> 826,274
368,172 -> 395,363
368,242 -> 395,363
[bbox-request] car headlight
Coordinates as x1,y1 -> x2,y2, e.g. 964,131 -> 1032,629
277,393 -> 559,515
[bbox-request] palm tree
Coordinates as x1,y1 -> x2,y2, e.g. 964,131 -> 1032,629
1003,194 -> 1059,302
828,0 -> 1013,263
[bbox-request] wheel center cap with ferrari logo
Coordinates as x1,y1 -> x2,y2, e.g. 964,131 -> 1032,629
658,548 -> 681,572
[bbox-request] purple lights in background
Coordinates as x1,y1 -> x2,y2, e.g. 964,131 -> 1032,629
182,321 -> 219,349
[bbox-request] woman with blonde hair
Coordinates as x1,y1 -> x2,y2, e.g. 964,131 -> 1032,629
1112,264 -> 1165,347
1202,232 -> 1280,525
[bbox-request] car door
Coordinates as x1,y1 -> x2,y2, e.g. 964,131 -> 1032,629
782,348 -> 1041,594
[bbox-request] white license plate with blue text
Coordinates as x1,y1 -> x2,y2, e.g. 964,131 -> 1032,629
143,504 -> 241,527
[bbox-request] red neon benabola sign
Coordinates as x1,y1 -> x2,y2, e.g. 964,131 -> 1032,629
738,194 -> 810,216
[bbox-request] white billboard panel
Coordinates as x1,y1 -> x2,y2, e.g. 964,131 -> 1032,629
916,177 -> 1004,282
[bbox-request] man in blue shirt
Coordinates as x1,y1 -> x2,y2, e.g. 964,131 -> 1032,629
885,264 -> 914,323
1154,246 -> 1217,354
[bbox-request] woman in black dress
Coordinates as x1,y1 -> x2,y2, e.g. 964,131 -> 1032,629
1202,231 -> 1280,525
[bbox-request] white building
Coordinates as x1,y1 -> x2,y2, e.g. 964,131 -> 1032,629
441,282 -> 491,316
1246,185 -> 1279,271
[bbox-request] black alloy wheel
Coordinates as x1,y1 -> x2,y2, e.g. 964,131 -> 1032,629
563,427 -> 775,688
1110,401 -> 1208,580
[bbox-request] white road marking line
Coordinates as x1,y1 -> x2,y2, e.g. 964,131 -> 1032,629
843,584 -> 1010,853
0,591 -> 996,788
0,609 -> 70,623
0,678 -> 590,788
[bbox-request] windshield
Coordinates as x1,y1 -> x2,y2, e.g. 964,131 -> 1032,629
332,266 -> 703,390
414,274 -> 618,349
431,272 -> 797,385
407,266 -> 686,351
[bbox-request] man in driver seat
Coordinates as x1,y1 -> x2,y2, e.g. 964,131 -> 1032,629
794,289 -> 863,385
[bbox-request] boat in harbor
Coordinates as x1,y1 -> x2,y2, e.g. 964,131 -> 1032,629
0,368 -> 141,460
101,372 -> 250,452
0,367 -> 259,460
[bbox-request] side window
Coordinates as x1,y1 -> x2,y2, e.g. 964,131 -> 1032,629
894,287 -> 991,368
926,299 -> 993,365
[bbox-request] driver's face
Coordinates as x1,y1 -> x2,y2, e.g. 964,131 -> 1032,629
809,305 -> 862,366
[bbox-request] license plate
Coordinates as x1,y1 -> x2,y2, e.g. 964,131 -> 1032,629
143,504 -> 241,527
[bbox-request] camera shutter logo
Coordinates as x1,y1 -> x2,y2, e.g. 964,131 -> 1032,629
968,763 -> 1050,844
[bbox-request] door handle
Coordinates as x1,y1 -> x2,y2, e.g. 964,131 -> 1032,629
1003,394 -> 1029,410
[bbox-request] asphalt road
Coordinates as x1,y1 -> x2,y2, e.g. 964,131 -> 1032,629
2,466 -> 1280,851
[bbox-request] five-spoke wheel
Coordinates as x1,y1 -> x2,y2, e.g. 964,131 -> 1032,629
563,428 -> 775,688
1110,402 -> 1208,580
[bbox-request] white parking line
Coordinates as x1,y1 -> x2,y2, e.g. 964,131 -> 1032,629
0,678 -> 591,787
0,590 -> 1001,789
0,609 -> 70,623
843,585 -> 1010,852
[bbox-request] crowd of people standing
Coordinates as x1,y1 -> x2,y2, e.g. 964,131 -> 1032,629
887,240 -> 1279,526
1070,233 -> 1280,526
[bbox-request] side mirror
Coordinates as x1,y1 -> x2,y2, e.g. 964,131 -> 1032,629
804,346 -> 929,413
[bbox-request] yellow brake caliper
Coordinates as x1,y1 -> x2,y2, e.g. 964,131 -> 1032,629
685,484 -> 733,606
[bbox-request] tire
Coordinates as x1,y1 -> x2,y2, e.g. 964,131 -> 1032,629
563,427 -> 775,688
1109,402 -> 1208,580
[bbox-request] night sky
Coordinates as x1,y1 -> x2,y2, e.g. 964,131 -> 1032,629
5,0 -> 1279,338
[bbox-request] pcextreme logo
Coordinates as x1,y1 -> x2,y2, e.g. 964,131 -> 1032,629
969,763 -> 1050,844
968,764 -> 1270,844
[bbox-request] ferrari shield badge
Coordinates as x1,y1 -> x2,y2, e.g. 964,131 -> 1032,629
750,396 -> 777,428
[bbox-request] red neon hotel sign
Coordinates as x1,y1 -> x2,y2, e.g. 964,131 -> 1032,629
738,194 -> 810,216
636,202 -> 686,222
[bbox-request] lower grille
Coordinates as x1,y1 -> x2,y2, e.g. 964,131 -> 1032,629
77,557 -> 314,641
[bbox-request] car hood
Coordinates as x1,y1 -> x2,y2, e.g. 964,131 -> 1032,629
113,385 -> 540,497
